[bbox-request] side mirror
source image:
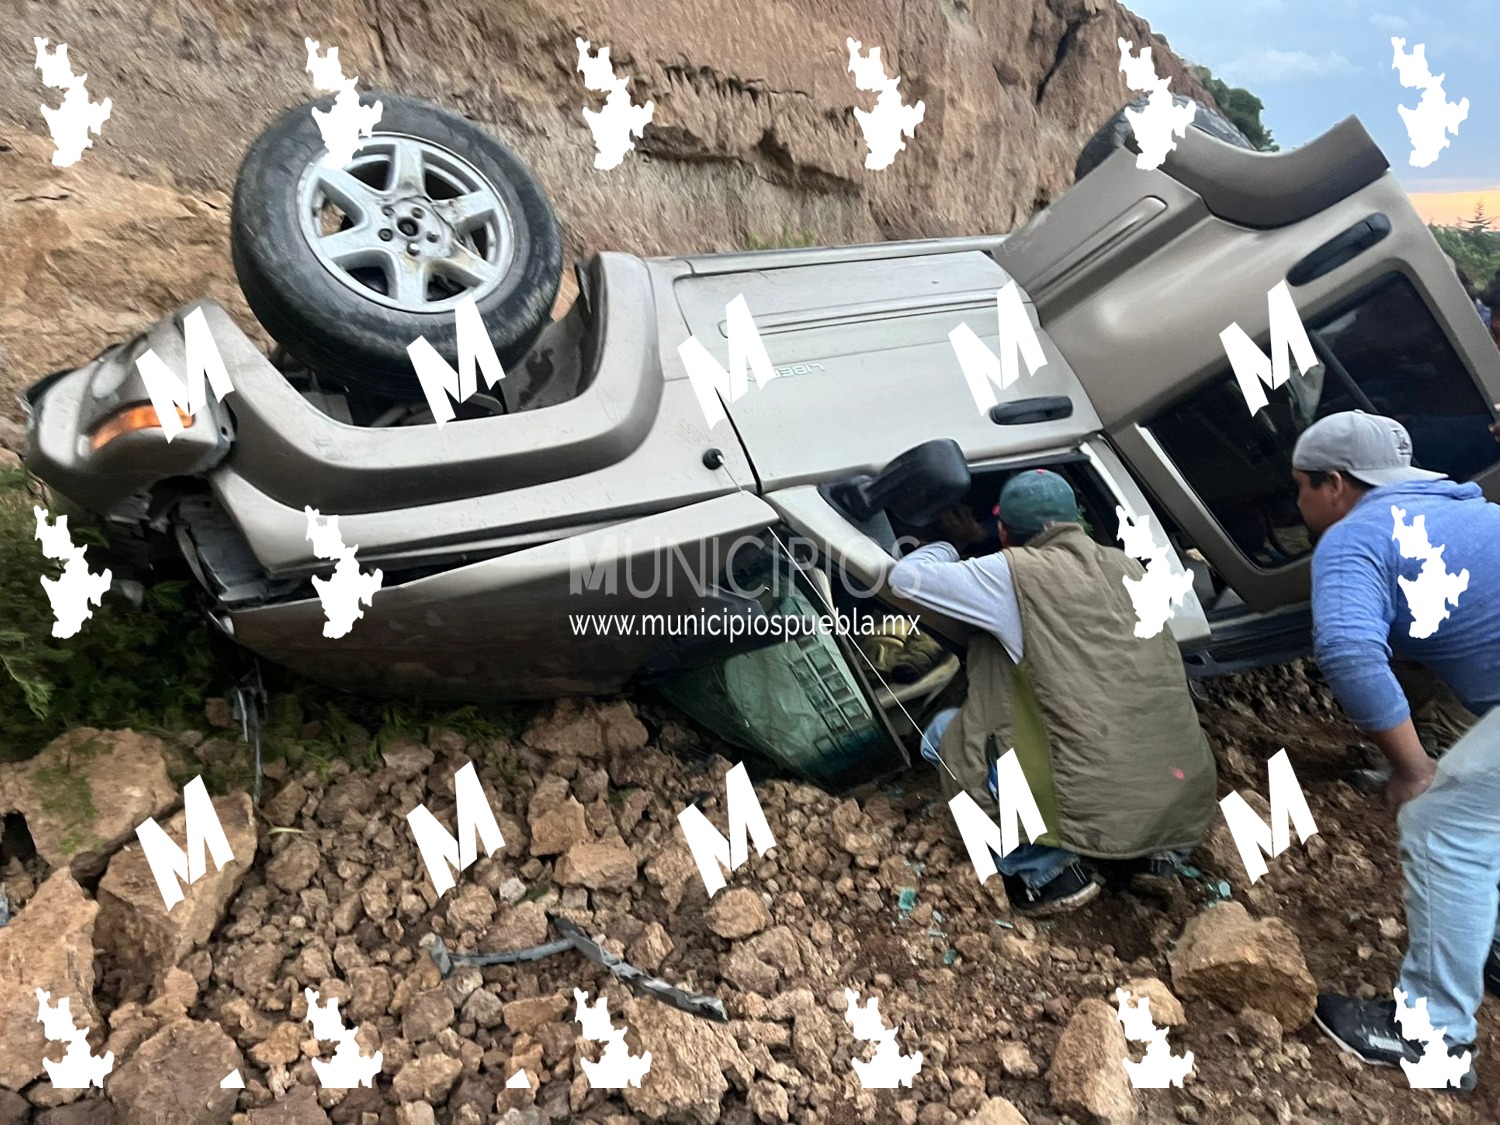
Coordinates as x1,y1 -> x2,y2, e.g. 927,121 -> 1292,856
823,439 -> 972,525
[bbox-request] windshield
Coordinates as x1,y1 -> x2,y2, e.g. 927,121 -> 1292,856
1146,272 -> 1499,568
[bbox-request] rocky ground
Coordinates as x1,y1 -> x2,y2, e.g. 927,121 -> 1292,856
0,663 -> 1494,1124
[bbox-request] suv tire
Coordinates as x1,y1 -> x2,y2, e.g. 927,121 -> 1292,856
231,92 -> 562,399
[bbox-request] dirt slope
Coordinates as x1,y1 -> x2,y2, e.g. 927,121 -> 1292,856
1,0 -> 1206,414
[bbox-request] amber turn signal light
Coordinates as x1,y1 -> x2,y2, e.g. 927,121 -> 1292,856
89,403 -> 195,450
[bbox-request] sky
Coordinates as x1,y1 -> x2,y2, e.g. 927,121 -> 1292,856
1124,0 -> 1496,226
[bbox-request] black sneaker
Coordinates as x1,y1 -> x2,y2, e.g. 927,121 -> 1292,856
1486,947 -> 1500,999
1002,862 -> 1102,917
1313,994 -> 1477,1092
1127,853 -> 1181,894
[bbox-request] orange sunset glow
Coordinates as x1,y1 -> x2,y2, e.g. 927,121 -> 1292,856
1407,188 -> 1500,227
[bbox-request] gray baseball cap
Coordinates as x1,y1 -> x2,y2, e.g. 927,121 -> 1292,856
1291,410 -> 1446,487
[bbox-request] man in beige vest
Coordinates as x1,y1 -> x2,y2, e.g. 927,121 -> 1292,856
890,470 -> 1218,916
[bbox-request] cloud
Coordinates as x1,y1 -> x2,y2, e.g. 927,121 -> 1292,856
1408,176 -> 1499,192
1370,13 -> 1410,33
1220,49 -> 1358,84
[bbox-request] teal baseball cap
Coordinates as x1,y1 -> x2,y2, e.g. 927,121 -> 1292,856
995,469 -> 1082,533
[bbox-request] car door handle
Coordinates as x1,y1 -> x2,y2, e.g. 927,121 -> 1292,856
989,396 -> 1074,425
1287,214 -> 1391,286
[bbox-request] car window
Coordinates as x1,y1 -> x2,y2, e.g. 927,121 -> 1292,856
1147,272 -> 1500,568
650,537 -> 902,789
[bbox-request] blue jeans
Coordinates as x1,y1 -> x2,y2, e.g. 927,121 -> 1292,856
1395,705 -> 1500,1045
921,706 -> 1191,889
921,706 -> 1075,889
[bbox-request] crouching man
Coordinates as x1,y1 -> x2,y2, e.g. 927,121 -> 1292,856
1291,411 -> 1500,1093
889,469 -> 1217,916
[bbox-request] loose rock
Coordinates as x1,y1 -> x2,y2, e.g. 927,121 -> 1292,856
106,1019 -> 242,1125
1119,977 -> 1186,1027
554,840 -> 637,891
528,797 -> 589,857
392,1054 -> 463,1103
0,728 -> 175,867
402,989 -> 456,1043
970,1098 -> 1029,1125
265,836 -> 321,894
523,699 -> 648,760
262,779 -> 308,827
503,994 -> 571,1036
445,885 -> 497,932
627,922 -> 674,973
620,996 -> 753,1123
0,870 -> 101,1091
644,844 -> 699,913
247,1083 -> 329,1124
1168,902 -> 1317,1030
1047,998 -> 1138,1125
485,900 -> 551,950
704,887 -> 771,939
997,1040 -> 1039,1079
95,793 -> 258,991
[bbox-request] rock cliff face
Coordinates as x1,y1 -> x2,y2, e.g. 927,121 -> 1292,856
0,0 -> 1206,412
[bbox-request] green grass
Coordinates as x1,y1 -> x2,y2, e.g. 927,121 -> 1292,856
0,467 -> 218,759
1,463 -> 539,783
518,881 -> 552,904
486,745 -> 531,790
31,749 -> 103,858
742,226 -> 821,251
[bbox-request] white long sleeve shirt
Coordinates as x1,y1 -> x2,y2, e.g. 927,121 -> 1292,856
887,542 -> 1026,664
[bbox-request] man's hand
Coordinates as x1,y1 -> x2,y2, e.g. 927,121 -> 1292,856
1386,755 -> 1436,809
1367,717 -> 1436,810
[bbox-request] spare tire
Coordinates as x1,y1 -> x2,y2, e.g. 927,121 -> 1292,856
232,92 -> 562,398
1074,94 -> 1253,182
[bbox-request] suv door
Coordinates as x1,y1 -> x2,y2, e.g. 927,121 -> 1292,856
994,116 -> 1500,614
668,247 -> 1103,491
752,443 -> 1212,771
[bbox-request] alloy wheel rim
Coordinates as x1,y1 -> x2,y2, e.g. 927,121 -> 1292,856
296,132 -> 516,313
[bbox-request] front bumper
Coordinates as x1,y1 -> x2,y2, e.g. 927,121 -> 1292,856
23,304 -> 234,516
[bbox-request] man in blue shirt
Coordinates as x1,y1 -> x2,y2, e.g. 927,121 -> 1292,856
1292,411 -> 1500,1093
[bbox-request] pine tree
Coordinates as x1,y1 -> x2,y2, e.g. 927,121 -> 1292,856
1187,65 -> 1278,151
1462,199 -> 1491,233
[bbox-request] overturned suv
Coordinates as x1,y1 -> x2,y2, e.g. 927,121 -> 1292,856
23,92 -> 1500,789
